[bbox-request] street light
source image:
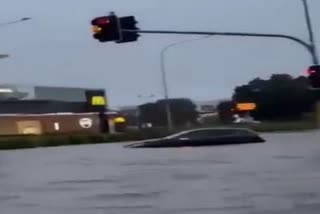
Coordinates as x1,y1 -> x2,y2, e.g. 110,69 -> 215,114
21,17 -> 31,21
0,17 -> 31,60
0,54 -> 9,59
0,17 -> 31,27
137,94 -> 156,104
160,35 -> 212,131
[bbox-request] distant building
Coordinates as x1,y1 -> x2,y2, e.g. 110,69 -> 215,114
34,86 -> 102,102
194,100 -> 219,113
0,84 -> 107,114
0,84 -> 105,102
0,84 -> 113,135
0,112 -> 103,135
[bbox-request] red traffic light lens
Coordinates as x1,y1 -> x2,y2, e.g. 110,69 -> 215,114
306,69 -> 316,75
95,18 -> 110,25
91,17 -> 111,26
306,65 -> 320,75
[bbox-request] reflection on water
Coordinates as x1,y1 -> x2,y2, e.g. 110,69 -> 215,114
1,131 -> 320,214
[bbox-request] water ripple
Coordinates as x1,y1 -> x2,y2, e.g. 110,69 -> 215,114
163,205 -> 254,213
0,195 -> 20,202
48,178 -> 118,185
82,204 -> 154,211
272,155 -> 305,160
171,173 -> 210,181
81,191 -> 165,200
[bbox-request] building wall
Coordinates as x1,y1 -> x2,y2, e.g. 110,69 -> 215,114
0,118 -> 17,135
0,100 -> 89,114
34,86 -> 105,102
0,113 -> 102,136
0,84 -> 106,103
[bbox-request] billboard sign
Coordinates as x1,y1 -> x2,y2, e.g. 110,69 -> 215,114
85,90 -> 107,112
236,103 -> 256,111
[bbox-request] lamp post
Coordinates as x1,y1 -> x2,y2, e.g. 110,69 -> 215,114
137,94 -> 156,104
0,54 -> 9,59
0,17 -> 31,27
0,17 -> 31,60
160,35 -> 212,131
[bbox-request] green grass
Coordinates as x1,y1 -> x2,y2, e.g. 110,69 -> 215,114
0,135 -> 95,150
0,129 -> 173,151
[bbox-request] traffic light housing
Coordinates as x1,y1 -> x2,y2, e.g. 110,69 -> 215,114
117,16 -> 140,43
307,65 -> 320,88
91,15 -> 121,42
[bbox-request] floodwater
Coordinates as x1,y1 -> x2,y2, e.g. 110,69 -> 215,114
1,131 -> 320,214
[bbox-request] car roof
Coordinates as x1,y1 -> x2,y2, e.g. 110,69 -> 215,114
183,127 -> 256,133
166,127 -> 258,139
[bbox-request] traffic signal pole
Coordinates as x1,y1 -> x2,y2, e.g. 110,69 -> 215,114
121,0 -> 318,65
122,28 -> 317,130
93,1 -> 320,130
123,27 -> 319,130
301,0 -> 320,127
123,29 -> 317,65
302,0 -> 318,65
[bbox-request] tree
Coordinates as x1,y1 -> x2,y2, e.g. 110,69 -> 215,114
217,100 -> 235,123
138,98 -> 199,127
138,102 -> 163,126
233,74 -> 315,120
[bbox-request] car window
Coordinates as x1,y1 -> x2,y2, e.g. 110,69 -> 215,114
178,129 -> 232,139
168,129 -> 257,140
232,129 -> 256,136
178,130 -> 205,139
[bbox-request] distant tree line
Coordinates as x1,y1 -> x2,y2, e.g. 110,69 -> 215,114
218,74 -> 318,122
138,98 -> 199,127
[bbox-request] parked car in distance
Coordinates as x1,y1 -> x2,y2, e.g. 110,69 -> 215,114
124,127 -> 265,148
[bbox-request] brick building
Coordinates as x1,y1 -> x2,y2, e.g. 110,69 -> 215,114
0,84 -> 113,135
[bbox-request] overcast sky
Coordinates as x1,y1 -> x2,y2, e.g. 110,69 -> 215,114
1,0 -> 320,106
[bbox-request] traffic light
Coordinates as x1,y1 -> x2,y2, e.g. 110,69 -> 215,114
91,15 -> 121,42
307,65 -> 320,88
117,16 -> 140,43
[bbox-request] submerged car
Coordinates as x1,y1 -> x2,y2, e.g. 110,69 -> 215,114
124,128 -> 265,148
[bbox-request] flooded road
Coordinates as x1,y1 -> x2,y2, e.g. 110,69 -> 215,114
1,131 -> 320,214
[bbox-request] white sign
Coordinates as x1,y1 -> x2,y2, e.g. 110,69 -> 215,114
79,118 -> 93,129
54,122 -> 60,131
